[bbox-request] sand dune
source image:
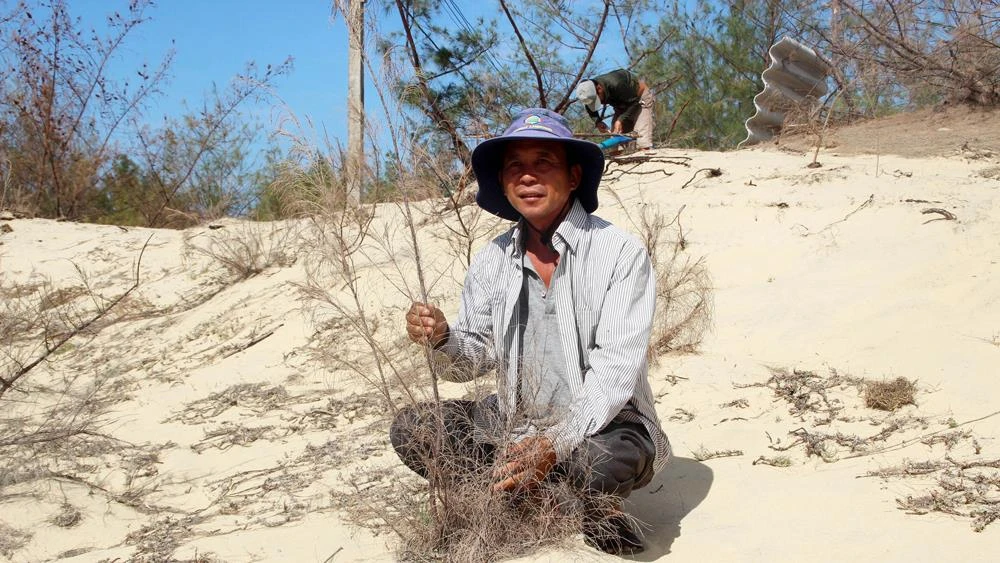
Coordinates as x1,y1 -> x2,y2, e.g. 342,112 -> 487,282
1,115 -> 999,562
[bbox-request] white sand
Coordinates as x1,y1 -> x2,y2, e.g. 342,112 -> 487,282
1,140 -> 998,562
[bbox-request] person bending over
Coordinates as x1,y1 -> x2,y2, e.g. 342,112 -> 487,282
575,68 -> 655,150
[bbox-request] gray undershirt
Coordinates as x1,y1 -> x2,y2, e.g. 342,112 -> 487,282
515,257 -> 574,432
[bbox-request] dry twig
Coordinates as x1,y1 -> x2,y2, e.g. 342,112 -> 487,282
921,207 -> 957,223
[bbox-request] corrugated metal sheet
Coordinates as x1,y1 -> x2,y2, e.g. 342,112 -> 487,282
741,37 -> 830,147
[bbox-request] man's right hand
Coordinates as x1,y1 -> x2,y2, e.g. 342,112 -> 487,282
406,302 -> 448,347
595,121 -> 609,133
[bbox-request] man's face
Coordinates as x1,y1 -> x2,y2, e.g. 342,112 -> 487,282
501,139 -> 582,232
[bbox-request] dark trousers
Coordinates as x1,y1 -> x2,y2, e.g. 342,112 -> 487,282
389,396 -> 655,499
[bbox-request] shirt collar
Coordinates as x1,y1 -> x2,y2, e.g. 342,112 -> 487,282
510,198 -> 588,258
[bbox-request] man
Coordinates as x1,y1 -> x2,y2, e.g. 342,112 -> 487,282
391,108 -> 669,555
575,68 -> 655,150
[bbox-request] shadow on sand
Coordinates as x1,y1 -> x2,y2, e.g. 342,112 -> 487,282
624,456 -> 714,560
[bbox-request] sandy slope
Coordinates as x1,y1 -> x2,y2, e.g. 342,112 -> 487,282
1,125 -> 999,562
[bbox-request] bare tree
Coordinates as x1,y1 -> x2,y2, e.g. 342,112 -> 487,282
0,0 -> 172,219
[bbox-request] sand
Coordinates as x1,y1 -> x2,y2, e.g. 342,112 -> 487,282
1,112 -> 999,562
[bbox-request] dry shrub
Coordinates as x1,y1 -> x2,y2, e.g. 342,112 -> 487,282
379,393 -> 628,561
49,502 -> 82,528
398,480 -> 584,562
183,220 -> 298,281
864,377 -> 917,411
389,454 -> 625,563
0,521 -> 32,558
638,205 -> 713,358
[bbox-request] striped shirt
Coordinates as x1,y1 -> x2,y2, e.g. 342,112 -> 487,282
439,199 -> 670,473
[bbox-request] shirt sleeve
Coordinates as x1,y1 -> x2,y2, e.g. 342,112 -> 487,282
437,259 -> 498,382
545,242 -> 655,460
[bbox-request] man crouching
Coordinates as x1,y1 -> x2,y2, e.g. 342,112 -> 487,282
391,108 -> 670,555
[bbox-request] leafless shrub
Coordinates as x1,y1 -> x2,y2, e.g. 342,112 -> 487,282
622,202 -> 713,359
398,480 -> 588,562
0,238 -> 175,523
0,521 -> 32,559
1,236 -> 150,399
0,157 -> 17,214
0,0 -> 170,220
864,377 -> 917,411
831,1 -> 1000,107
183,220 -> 298,281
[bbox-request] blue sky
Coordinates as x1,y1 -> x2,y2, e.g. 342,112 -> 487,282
74,0 -> 362,146
70,0 -> 637,155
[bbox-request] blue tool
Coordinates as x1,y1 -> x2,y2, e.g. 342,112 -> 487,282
598,135 -> 635,151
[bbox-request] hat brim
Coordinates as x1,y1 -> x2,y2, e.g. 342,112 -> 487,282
472,131 -> 604,221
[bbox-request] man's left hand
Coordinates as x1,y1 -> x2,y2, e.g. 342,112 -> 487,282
611,120 -> 623,134
492,436 -> 556,492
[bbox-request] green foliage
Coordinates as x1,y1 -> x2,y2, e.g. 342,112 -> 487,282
91,155 -> 156,226
631,0 -> 822,149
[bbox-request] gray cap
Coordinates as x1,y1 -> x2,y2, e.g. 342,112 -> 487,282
575,80 -> 598,112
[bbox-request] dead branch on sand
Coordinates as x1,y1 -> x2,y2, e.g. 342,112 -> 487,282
680,167 -> 723,189
0,235 -> 153,398
797,194 -> 874,237
921,207 -> 957,224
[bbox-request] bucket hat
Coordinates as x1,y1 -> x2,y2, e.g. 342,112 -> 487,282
471,108 -> 604,221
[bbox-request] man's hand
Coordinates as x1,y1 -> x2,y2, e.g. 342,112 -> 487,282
595,120 -> 609,133
611,120 -> 623,134
405,302 -> 448,347
492,436 -> 556,492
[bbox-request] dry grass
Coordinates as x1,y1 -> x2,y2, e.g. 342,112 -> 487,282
0,521 -> 32,558
603,186 -> 713,359
183,220 -> 298,281
864,377 -> 917,411
744,367 -> 863,424
165,383 -> 295,424
49,501 -> 83,528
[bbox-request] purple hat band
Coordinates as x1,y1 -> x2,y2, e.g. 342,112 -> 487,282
471,108 -> 604,221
